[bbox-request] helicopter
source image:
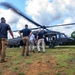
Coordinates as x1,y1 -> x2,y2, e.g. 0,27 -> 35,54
7,29 -> 74,48
0,2 -> 74,48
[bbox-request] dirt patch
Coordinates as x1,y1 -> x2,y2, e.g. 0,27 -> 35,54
2,71 -> 18,75
25,56 -> 58,75
0,56 -> 58,75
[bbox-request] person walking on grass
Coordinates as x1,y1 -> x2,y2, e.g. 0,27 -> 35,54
18,24 -> 31,56
0,17 -> 14,63
29,32 -> 35,52
37,29 -> 46,53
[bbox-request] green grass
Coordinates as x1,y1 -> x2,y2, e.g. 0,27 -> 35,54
25,59 -> 34,64
0,46 -> 75,75
18,71 -> 25,75
0,68 -> 2,75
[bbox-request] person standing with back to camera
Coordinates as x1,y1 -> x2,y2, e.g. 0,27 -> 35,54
29,31 -> 35,52
37,29 -> 46,53
0,17 -> 14,63
18,24 -> 31,56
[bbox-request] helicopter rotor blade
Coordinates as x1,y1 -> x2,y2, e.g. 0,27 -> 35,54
0,2 -> 45,28
12,28 -> 39,32
46,23 -> 75,28
1,2 -> 75,31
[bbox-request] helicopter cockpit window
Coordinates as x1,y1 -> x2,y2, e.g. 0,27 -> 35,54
57,34 -> 59,39
46,37 -> 48,41
60,34 -> 66,38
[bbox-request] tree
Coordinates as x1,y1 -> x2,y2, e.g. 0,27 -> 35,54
71,31 -> 75,38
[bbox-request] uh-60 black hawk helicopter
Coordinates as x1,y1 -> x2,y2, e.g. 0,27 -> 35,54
0,2 -> 74,48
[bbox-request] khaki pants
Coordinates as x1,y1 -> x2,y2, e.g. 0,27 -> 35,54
22,36 -> 29,55
34,39 -> 38,51
29,40 -> 34,51
0,38 -> 8,61
37,38 -> 45,52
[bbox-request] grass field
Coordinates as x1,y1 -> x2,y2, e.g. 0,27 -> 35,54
0,46 -> 75,75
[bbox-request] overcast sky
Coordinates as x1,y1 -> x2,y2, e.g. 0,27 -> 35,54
0,0 -> 75,38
